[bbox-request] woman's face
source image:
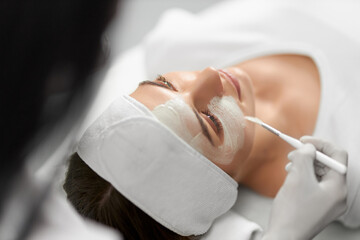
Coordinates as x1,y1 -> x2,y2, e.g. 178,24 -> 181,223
131,67 -> 255,181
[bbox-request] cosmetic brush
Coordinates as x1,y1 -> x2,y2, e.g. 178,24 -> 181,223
245,116 -> 347,175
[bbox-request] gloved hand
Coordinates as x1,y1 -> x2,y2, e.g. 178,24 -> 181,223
262,136 -> 348,240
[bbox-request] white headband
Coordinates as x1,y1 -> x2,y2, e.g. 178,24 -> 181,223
77,95 -> 238,236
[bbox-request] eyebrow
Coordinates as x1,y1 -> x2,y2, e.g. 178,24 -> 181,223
139,80 -> 169,90
139,80 -> 214,146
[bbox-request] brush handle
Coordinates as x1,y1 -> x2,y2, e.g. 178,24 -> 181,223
315,151 -> 347,174
280,134 -> 347,175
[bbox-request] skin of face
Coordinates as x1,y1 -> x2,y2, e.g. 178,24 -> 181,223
130,67 -> 256,182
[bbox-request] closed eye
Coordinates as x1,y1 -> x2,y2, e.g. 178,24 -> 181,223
201,110 -> 223,136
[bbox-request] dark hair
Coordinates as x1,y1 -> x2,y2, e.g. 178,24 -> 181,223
64,153 -> 200,240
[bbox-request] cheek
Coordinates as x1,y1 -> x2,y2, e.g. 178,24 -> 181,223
190,134 -> 239,165
191,124 -> 252,166
214,124 -> 255,179
233,124 -> 255,162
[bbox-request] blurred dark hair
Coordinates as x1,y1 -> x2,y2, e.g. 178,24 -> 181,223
64,153 -> 200,240
1,0 -> 119,209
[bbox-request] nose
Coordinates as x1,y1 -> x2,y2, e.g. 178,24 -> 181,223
187,67 -> 224,107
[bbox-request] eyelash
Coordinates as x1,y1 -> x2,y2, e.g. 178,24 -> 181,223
202,110 -> 223,134
156,75 -> 176,91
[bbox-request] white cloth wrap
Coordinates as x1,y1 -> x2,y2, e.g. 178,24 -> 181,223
77,95 -> 238,236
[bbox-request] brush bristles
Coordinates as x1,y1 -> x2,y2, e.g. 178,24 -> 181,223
245,116 -> 280,136
244,116 -> 263,125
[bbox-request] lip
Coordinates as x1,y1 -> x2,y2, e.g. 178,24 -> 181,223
218,69 -> 241,100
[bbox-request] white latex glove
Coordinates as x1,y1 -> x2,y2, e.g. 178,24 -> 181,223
262,136 -> 348,240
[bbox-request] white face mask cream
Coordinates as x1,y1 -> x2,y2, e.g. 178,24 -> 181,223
152,97 -> 202,144
152,96 -> 246,164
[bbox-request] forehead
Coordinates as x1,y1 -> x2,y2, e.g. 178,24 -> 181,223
130,70 -> 199,110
